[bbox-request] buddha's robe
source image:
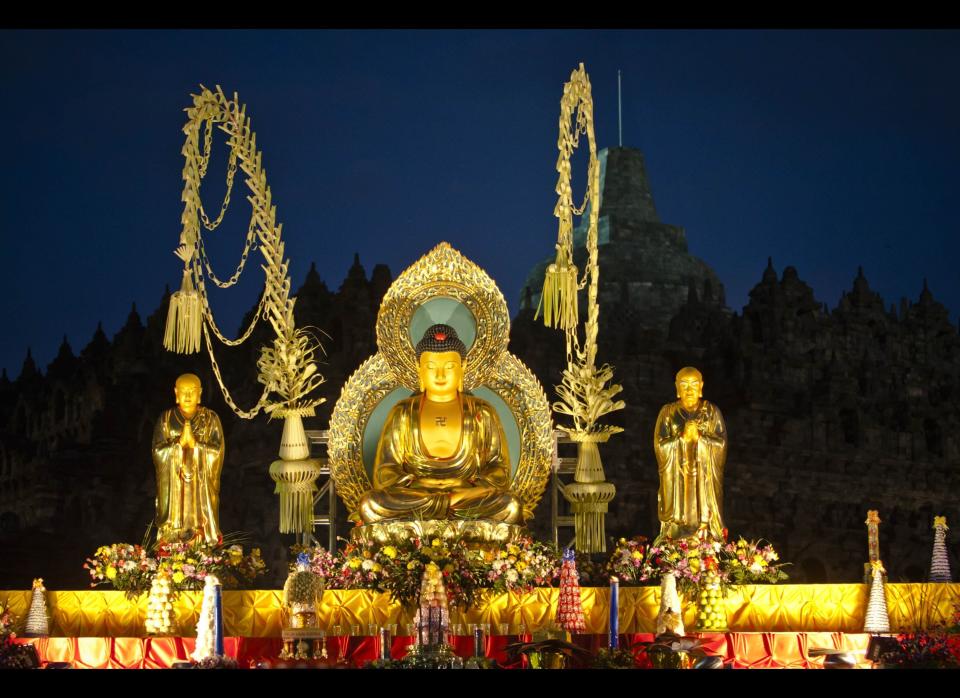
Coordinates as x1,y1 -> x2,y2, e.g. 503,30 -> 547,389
358,394 -> 522,524
153,406 -> 224,544
654,399 -> 727,542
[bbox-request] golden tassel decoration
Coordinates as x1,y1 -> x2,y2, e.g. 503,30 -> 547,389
539,260 -> 579,331
269,458 -> 321,534
163,268 -> 202,354
563,434 -> 616,552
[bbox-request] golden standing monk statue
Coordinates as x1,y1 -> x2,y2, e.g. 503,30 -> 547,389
654,367 -> 727,543
153,373 -> 225,544
357,325 -> 523,525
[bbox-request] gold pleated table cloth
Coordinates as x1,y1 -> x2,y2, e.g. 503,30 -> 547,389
1,584 -> 957,637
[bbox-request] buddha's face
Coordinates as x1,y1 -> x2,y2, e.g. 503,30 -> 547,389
418,351 -> 463,403
675,368 -> 703,411
175,374 -> 202,418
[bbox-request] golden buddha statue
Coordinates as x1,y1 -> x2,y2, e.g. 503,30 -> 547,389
153,373 -> 225,544
653,367 -> 727,543
357,325 -> 523,525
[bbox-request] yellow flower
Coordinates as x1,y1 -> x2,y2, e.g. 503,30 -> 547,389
686,549 -> 699,558
507,544 -> 520,556
106,566 -> 117,580
631,551 -> 643,560
362,550 -> 372,559
172,571 -> 185,584
426,562 -> 440,574
618,538 -> 627,545
348,558 -> 362,570
689,558 -> 701,573
372,563 -> 382,573
668,552 -> 681,562
252,548 -> 261,558
187,558 -> 197,565
516,561 -> 527,572
508,555 -> 517,564
499,551 -> 508,559
768,551 -> 779,561
432,538 -> 442,548
443,564 -> 455,574
407,561 -> 418,570
752,554 -> 766,568
382,546 -> 398,559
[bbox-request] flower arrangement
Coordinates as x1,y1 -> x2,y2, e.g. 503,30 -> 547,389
483,537 -> 560,594
333,537 -> 484,608
639,537 -> 727,596
606,536 -> 648,583
307,547 -> 338,579
83,544 -> 157,596
0,607 -> 40,670
605,533 -> 789,593
155,540 -> 266,591
879,631 -> 960,669
299,536 -> 559,607
84,539 -> 266,596
720,537 -> 789,585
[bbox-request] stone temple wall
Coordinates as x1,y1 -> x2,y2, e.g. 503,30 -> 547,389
2,149 -> 958,588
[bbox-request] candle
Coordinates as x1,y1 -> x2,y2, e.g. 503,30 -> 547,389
213,581 -> 224,656
473,627 -> 484,658
609,576 -> 619,649
379,628 -> 391,661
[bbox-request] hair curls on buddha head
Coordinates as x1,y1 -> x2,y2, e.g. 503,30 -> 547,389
415,324 -> 467,360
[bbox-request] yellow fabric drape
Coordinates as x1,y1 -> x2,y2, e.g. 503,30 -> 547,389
2,584 -> 957,637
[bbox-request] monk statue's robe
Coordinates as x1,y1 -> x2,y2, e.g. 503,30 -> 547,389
153,406 -> 225,544
654,399 -> 727,542
358,394 -> 522,524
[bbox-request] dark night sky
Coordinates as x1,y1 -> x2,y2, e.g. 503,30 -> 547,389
2,29 -> 959,378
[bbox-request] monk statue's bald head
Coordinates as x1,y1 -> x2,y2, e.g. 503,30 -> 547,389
174,373 -> 202,419
675,366 -> 704,411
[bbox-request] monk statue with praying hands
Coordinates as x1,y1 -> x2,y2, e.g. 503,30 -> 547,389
357,324 -> 523,525
653,367 -> 727,544
153,373 -> 225,544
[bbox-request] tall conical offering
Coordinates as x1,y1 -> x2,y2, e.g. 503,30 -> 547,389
930,517 -> 952,582
414,562 -> 449,648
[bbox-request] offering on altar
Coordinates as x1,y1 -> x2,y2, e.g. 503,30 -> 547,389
282,553 -> 322,629
153,373 -> 225,545
654,367 -> 727,544
413,562 -> 450,648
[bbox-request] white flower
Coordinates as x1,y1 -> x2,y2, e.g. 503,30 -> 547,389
362,559 -> 375,571
505,570 -> 519,583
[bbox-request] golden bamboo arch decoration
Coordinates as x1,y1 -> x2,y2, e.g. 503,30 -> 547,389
162,85 -> 326,534
538,64 -> 624,552
164,84 -> 324,421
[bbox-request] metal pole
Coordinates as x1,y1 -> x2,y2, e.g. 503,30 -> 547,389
617,70 -> 623,147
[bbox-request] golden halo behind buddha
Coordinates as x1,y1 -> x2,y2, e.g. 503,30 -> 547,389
376,242 -> 510,392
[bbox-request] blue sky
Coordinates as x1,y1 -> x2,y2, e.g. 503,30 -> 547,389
2,29 -> 958,376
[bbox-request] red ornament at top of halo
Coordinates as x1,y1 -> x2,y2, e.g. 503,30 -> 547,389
434,331 -> 447,341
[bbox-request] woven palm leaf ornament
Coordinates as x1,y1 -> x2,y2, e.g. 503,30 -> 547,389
538,65 -> 625,553
163,86 -> 326,533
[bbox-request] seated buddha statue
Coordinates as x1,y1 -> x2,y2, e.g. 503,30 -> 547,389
357,324 -> 523,525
